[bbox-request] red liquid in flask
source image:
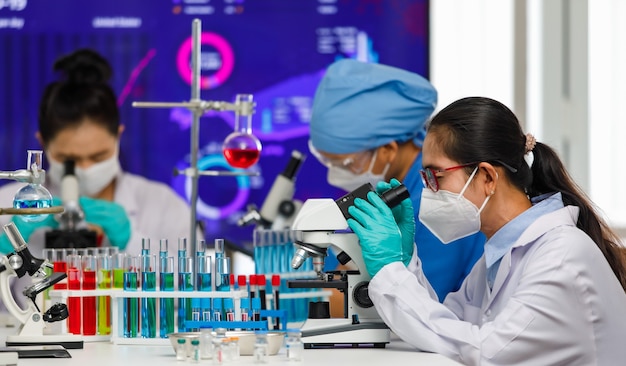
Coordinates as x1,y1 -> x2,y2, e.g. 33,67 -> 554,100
223,148 -> 260,168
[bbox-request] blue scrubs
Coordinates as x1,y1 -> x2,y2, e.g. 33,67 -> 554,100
404,152 -> 486,301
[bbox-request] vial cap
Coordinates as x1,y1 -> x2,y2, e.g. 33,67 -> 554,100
252,297 -> 261,309
223,298 -> 234,309
177,338 -> 186,344
238,275 -> 247,287
271,274 -> 281,287
191,339 -> 199,345
250,274 -> 257,285
257,275 -> 266,286
241,298 -> 250,308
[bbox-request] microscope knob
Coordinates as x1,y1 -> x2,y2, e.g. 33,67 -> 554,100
353,281 -> 374,308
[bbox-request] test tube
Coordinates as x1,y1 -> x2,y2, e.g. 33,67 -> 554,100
82,255 -> 97,335
196,255 -> 212,322
215,257 -> 231,292
141,254 -> 157,338
52,248 -> 71,290
178,256 -> 193,332
123,256 -> 140,338
97,254 -> 112,335
112,253 -> 126,289
66,254 -> 82,335
159,256 -> 175,338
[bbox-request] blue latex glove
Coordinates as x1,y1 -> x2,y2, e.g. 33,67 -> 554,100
376,179 -> 415,266
347,191 -> 404,278
79,196 -> 131,250
0,197 -> 61,254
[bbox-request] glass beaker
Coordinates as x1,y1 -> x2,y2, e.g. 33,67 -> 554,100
222,94 -> 262,168
13,151 -> 53,223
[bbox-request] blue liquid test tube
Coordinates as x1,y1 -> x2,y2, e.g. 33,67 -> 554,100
141,254 -> 157,338
159,256 -> 175,338
196,255 -> 212,321
123,256 -> 140,338
215,257 -> 231,292
178,256 -> 193,332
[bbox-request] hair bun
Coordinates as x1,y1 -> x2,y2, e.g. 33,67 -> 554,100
53,48 -> 112,85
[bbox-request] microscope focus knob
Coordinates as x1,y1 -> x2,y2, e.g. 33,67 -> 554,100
353,281 -> 374,308
8,254 -> 23,271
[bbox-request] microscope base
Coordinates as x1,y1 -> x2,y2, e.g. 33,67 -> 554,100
0,352 -> 18,365
6,334 -> 83,349
300,318 -> 390,349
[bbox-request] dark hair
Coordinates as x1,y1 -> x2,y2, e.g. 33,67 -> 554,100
38,49 -> 120,144
428,96 -> 626,291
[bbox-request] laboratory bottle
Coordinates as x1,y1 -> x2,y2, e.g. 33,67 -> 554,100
190,339 -> 200,363
253,331 -> 269,364
200,328 -> 213,359
285,329 -> 304,361
176,338 -> 187,361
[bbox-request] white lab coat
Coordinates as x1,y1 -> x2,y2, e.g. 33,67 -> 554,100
369,205 -> 626,366
0,171 -> 202,259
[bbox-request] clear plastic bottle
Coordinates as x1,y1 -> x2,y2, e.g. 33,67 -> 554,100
190,339 -> 200,363
212,338 -> 223,365
200,328 -> 213,359
227,336 -> 240,361
253,331 -> 269,364
285,329 -> 304,361
176,338 -> 187,361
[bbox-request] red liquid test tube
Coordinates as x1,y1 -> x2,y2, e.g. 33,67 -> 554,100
82,255 -> 97,336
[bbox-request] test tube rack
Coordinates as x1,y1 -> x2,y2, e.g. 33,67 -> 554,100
48,287 -> 330,345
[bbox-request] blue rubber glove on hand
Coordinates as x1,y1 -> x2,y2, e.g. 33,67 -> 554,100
347,191 -> 404,278
0,197 -> 61,253
376,179 -> 415,266
79,196 -> 131,250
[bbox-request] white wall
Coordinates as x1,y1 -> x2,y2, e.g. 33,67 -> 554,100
589,0 -> 626,229
430,0 -> 516,113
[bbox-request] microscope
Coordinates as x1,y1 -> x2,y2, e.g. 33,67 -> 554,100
0,222 -> 82,349
288,183 -> 409,348
45,160 -> 97,249
238,150 -> 306,230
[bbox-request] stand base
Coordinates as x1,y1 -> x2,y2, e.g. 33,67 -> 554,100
300,318 -> 390,349
5,334 -> 83,349
0,352 -> 18,365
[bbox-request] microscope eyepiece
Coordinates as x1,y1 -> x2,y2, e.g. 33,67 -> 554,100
335,182 -> 410,221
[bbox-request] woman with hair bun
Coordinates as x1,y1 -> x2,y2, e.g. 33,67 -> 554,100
0,48 -> 201,257
347,96 -> 626,365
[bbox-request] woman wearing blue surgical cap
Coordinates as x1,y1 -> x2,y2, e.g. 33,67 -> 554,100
309,59 -> 485,301
347,96 -> 626,365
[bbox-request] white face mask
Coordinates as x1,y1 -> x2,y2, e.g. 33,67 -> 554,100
327,150 -> 390,192
48,152 -> 121,197
418,167 -> 490,244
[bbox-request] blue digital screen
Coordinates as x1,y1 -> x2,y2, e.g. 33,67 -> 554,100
0,0 -> 429,247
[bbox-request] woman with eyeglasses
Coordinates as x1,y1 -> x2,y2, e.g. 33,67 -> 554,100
347,96 -> 626,365
309,59 -> 485,301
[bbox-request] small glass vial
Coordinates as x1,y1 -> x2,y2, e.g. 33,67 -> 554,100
200,328 -> 213,359
227,337 -> 240,361
190,339 -> 200,363
212,338 -> 223,365
253,331 -> 269,364
285,329 -> 304,361
176,338 -> 187,361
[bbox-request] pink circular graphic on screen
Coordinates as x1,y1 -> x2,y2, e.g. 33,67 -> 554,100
176,32 -> 235,89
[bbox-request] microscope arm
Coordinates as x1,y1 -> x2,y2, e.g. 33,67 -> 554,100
0,255 -> 37,326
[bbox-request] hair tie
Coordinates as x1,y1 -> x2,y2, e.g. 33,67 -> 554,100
524,133 -> 536,168
525,133 -> 536,153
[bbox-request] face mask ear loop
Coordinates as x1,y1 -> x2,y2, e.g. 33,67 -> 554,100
476,195 -> 491,216
364,149 -> 378,175
457,166 -> 479,200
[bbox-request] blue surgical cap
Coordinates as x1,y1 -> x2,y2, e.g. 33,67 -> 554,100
310,59 -> 437,154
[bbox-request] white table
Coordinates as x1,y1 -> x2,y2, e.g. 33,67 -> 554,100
0,327 -> 463,366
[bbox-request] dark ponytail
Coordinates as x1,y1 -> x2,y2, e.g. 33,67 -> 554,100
38,48 -> 120,144
429,96 -> 626,291
528,142 -> 626,289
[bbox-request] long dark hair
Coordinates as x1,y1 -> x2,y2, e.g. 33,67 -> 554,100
428,96 -> 626,291
38,48 -> 120,144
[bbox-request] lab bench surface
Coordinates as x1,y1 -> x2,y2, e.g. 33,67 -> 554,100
0,332 -> 463,365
